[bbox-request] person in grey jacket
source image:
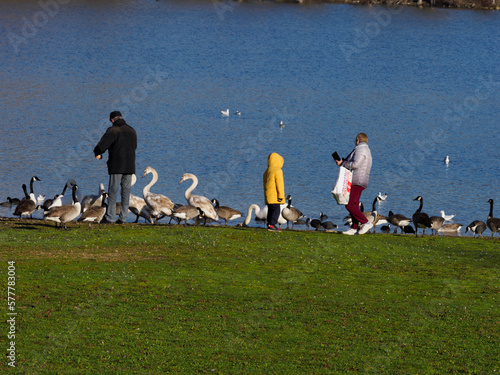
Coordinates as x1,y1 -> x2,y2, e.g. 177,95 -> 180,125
336,133 -> 373,235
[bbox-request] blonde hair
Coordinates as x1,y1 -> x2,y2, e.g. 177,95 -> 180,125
356,133 -> 368,143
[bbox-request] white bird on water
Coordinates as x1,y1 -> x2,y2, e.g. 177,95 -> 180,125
440,210 -> 455,221
444,155 -> 450,165
221,109 -> 229,117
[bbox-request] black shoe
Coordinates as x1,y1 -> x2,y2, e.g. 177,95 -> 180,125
116,219 -> 125,224
100,218 -> 115,224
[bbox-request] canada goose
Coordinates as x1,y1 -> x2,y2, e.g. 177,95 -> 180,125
465,220 -> 487,237
282,195 -> 305,229
11,197 -> 21,205
240,203 -> 286,228
279,121 -> 285,129
128,194 -> 154,223
179,173 -> 219,222
44,185 -> 81,229
14,184 -> 36,218
78,192 -> 108,227
320,212 -> 328,221
362,196 -> 381,232
429,216 -> 445,235
387,211 -> 411,234
235,111 -> 241,116
440,210 -> 455,222
412,196 -> 431,236
294,217 -> 310,228
0,197 -> 13,208
486,199 -> 500,237
344,202 -> 364,227
81,183 -> 106,213
42,181 -> 70,210
377,192 -> 388,201
172,204 -> 203,226
142,167 -> 175,223
48,179 -> 80,209
211,199 -> 242,226
221,109 -> 229,116
438,223 -> 463,233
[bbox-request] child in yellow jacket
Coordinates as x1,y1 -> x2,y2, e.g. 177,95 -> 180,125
263,152 -> 285,231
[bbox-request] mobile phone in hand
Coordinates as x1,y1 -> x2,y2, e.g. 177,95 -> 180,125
332,151 -> 341,162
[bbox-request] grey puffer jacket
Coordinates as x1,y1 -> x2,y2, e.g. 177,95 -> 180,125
341,142 -> 372,188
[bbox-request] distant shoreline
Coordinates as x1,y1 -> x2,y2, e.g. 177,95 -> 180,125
224,0 -> 499,10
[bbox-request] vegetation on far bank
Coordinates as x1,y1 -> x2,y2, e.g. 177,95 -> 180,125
0,218 -> 498,373
231,0 -> 499,11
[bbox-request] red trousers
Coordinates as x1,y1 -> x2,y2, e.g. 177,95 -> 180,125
346,185 -> 368,230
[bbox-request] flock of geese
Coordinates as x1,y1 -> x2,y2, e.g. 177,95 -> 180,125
1,170 -> 499,238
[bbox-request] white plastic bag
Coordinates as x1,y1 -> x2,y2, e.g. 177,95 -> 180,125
332,166 -> 353,205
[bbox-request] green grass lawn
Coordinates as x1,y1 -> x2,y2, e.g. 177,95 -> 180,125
0,219 -> 498,374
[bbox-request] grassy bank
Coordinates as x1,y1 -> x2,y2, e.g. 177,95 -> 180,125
0,219 -> 498,374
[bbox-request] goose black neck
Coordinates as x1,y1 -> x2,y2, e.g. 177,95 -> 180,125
72,186 -> 78,204
417,198 -> 424,213
22,184 -> 29,199
489,200 -> 494,218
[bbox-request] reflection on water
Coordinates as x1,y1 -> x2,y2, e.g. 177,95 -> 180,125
0,2 -> 498,235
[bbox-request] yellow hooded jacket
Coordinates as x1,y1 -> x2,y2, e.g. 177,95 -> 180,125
263,152 -> 285,205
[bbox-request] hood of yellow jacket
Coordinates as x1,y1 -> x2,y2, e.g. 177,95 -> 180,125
267,152 -> 284,169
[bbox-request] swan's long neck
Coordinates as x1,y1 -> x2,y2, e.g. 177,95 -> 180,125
184,176 -> 198,201
244,204 -> 260,225
143,170 -> 158,197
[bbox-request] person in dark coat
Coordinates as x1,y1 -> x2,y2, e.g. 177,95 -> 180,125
94,111 -> 137,224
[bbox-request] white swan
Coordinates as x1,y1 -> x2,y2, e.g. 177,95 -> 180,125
128,194 -> 154,223
221,109 -> 229,116
241,203 -> 286,227
179,173 -> 219,222
44,185 -> 81,229
142,167 -> 175,223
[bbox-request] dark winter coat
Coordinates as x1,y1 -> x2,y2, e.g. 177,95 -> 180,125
94,118 -> 137,175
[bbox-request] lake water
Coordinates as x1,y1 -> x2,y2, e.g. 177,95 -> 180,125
0,0 -> 499,235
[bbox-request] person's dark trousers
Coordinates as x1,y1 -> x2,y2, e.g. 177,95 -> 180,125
105,174 -> 132,222
267,203 -> 281,227
346,185 -> 369,230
